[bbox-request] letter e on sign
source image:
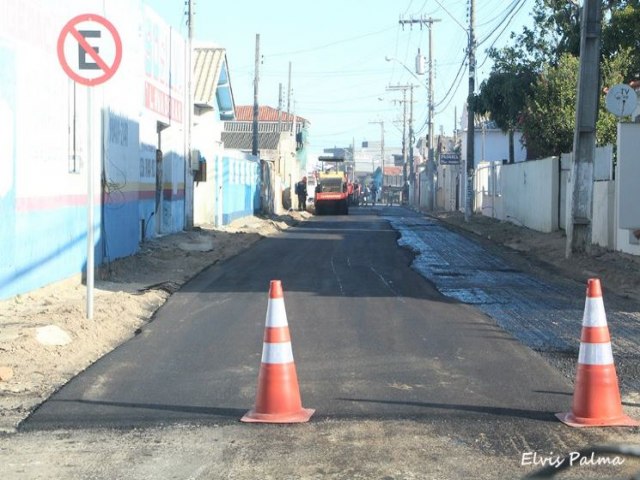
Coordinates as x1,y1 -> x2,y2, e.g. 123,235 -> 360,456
57,14 -> 122,86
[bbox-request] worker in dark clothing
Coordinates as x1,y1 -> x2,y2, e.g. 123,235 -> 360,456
295,176 -> 308,211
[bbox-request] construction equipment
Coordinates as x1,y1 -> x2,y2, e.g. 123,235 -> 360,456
315,171 -> 349,215
314,156 -> 351,215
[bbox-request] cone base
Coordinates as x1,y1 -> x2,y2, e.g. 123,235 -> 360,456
556,411 -> 640,428
240,407 -> 315,424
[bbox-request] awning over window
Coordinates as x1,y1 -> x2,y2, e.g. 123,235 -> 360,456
193,47 -> 236,120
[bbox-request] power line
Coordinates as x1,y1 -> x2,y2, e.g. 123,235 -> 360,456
264,27 -> 396,58
476,0 -> 529,70
477,0 -> 527,47
435,53 -> 468,109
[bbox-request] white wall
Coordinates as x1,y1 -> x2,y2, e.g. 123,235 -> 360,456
477,129 -> 527,163
476,162 -> 503,219
499,156 -> 559,233
435,164 -> 461,212
193,109 -> 223,226
592,180 -> 615,248
461,128 -> 527,165
615,123 -> 640,255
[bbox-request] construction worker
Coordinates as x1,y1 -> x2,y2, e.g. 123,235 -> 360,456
295,176 -> 308,211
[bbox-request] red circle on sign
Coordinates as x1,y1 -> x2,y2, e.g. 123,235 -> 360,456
57,13 -> 122,87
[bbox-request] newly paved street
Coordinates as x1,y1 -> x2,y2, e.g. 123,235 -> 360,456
9,207 -> 640,478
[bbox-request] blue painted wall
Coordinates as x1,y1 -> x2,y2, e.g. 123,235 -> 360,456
0,45 -> 16,298
219,156 -> 260,224
5,205 -> 99,300
101,111 -> 142,263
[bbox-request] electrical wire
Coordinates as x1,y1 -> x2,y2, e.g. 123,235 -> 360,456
434,52 -> 468,109
477,0 -> 528,47
477,0 -> 529,70
264,27 -> 396,58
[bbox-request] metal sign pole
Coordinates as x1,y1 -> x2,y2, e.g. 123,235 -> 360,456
86,86 -> 94,320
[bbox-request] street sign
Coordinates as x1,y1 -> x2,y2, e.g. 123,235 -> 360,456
440,153 -> 461,165
57,13 -> 122,87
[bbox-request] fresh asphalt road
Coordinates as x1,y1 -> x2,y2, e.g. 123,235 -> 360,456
20,207 -> 623,463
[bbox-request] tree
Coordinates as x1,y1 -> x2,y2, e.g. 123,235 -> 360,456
484,0 -> 639,159
519,49 -> 632,159
601,3 -> 640,81
487,0 -> 581,74
520,54 -> 578,159
475,67 -> 536,163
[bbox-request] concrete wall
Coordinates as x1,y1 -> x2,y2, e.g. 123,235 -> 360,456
193,109 -> 223,226
477,129 -> 527,163
498,156 -> 559,233
592,180 -> 615,248
219,155 -> 260,224
476,162 -> 504,220
460,128 -> 527,165
615,123 -> 640,255
471,138 -> 640,257
434,164 -> 461,212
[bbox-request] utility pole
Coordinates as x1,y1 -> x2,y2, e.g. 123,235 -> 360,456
287,61 -> 292,132
252,33 -> 260,157
402,88 -> 408,183
465,0 -> 476,222
409,85 -> 415,186
368,121 -> 385,185
185,0 -> 195,228
351,137 -> 356,183
387,85 -> 409,183
464,0 -> 476,222
399,15 -> 440,207
427,19 -> 437,189
566,0 -> 602,258
277,82 -> 283,132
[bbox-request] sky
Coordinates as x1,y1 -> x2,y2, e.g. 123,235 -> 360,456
146,0 -> 533,155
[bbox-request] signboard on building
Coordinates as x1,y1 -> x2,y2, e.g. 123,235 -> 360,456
440,153 -> 461,165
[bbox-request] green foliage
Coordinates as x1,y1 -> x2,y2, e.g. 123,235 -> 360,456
479,0 -> 640,159
521,54 -> 578,158
602,4 -> 640,80
475,68 -> 536,131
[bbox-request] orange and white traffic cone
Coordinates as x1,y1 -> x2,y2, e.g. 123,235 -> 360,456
556,278 -> 639,427
241,280 -> 314,423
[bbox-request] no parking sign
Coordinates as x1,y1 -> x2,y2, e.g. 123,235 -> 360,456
57,13 -> 122,86
57,13 -> 122,319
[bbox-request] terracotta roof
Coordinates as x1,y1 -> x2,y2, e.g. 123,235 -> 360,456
235,105 -> 309,125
